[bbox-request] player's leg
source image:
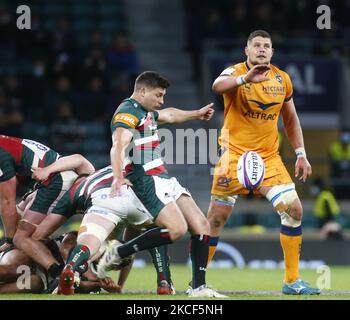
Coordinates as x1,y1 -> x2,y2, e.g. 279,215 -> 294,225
148,245 -> 175,294
13,209 -> 64,278
207,196 -> 236,264
31,213 -> 67,241
58,213 -> 116,295
113,226 -> 137,293
0,248 -> 34,282
14,171 -> 77,279
206,150 -> 239,265
261,184 -> 302,282
257,155 -> 319,294
96,202 -> 186,279
0,247 -> 44,293
175,195 -> 227,298
175,195 -> 210,289
0,275 -> 44,293
66,213 -> 116,273
102,202 -> 185,264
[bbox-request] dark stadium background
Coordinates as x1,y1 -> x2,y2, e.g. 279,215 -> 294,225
1,0 -> 350,267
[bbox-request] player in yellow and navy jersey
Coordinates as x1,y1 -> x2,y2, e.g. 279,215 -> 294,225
208,30 -> 320,295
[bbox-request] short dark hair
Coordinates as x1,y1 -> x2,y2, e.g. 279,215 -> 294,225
247,30 -> 272,44
135,71 -> 170,90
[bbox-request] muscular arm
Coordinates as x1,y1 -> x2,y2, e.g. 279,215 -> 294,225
0,177 -> 19,238
212,75 -> 240,94
110,128 -> 133,195
31,154 -> 95,181
212,64 -> 270,95
281,98 -> 312,182
157,103 -> 214,125
281,99 -> 305,149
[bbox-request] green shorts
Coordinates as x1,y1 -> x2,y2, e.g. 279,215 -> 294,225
29,170 -> 78,214
129,174 -> 191,219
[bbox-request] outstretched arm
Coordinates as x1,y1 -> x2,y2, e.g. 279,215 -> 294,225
31,154 -> 95,182
281,98 -> 312,182
157,103 -> 214,125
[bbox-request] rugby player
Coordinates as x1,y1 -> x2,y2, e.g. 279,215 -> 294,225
0,135 -> 94,282
207,30 -> 320,295
104,71 -> 226,297
0,231 -> 121,293
32,159 -> 175,295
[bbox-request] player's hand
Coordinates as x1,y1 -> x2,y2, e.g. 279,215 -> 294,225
295,157 -> 312,183
100,277 -> 121,293
110,178 -> 133,197
31,167 -> 50,182
245,64 -> 270,83
198,103 -> 215,121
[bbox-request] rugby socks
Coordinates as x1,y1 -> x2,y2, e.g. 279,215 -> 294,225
76,261 -> 89,275
117,227 -> 173,258
280,225 -> 302,283
207,236 -> 219,265
190,234 -> 209,289
148,245 -> 172,286
48,263 -> 64,278
66,245 -> 91,273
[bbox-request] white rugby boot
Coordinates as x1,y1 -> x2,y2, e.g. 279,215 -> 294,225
188,285 -> 228,298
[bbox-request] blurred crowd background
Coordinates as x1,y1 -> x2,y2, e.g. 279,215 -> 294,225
1,0 -> 350,236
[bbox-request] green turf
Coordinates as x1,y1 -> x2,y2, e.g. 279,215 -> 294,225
1,265 -> 350,300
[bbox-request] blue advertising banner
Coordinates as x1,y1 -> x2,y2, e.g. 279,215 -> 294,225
210,58 -> 341,113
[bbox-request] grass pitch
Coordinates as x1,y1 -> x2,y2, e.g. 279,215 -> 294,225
1,265 -> 350,300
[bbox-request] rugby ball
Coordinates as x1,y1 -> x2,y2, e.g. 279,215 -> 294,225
237,151 -> 265,189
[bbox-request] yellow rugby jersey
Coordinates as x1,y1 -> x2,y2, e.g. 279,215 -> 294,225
218,62 -> 293,159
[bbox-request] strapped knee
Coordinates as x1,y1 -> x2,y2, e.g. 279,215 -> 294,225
266,184 -> 301,227
211,194 -> 238,206
77,223 -> 109,244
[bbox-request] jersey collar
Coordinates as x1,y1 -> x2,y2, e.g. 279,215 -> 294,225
126,98 -> 149,113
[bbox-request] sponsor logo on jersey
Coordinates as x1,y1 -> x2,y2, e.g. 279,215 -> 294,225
113,113 -> 138,128
262,85 -> 286,96
248,100 -> 280,110
0,168 -> 3,177
244,111 -> 278,120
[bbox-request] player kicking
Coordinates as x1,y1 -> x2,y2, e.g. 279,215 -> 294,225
207,30 -> 320,295
0,135 -> 94,282
101,71 -> 227,298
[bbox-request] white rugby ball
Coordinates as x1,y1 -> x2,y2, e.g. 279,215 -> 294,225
237,151 -> 265,189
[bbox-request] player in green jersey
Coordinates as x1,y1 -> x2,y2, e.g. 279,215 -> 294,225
106,71 -> 226,298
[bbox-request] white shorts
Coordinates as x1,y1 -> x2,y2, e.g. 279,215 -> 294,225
85,185 -> 154,226
152,176 -> 191,205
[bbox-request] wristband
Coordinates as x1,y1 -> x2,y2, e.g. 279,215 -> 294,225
295,147 -> 306,159
236,74 -> 247,86
4,237 -> 13,244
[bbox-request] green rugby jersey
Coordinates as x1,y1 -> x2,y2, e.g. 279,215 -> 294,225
52,166 -> 114,217
0,135 -> 60,188
110,98 -> 169,179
